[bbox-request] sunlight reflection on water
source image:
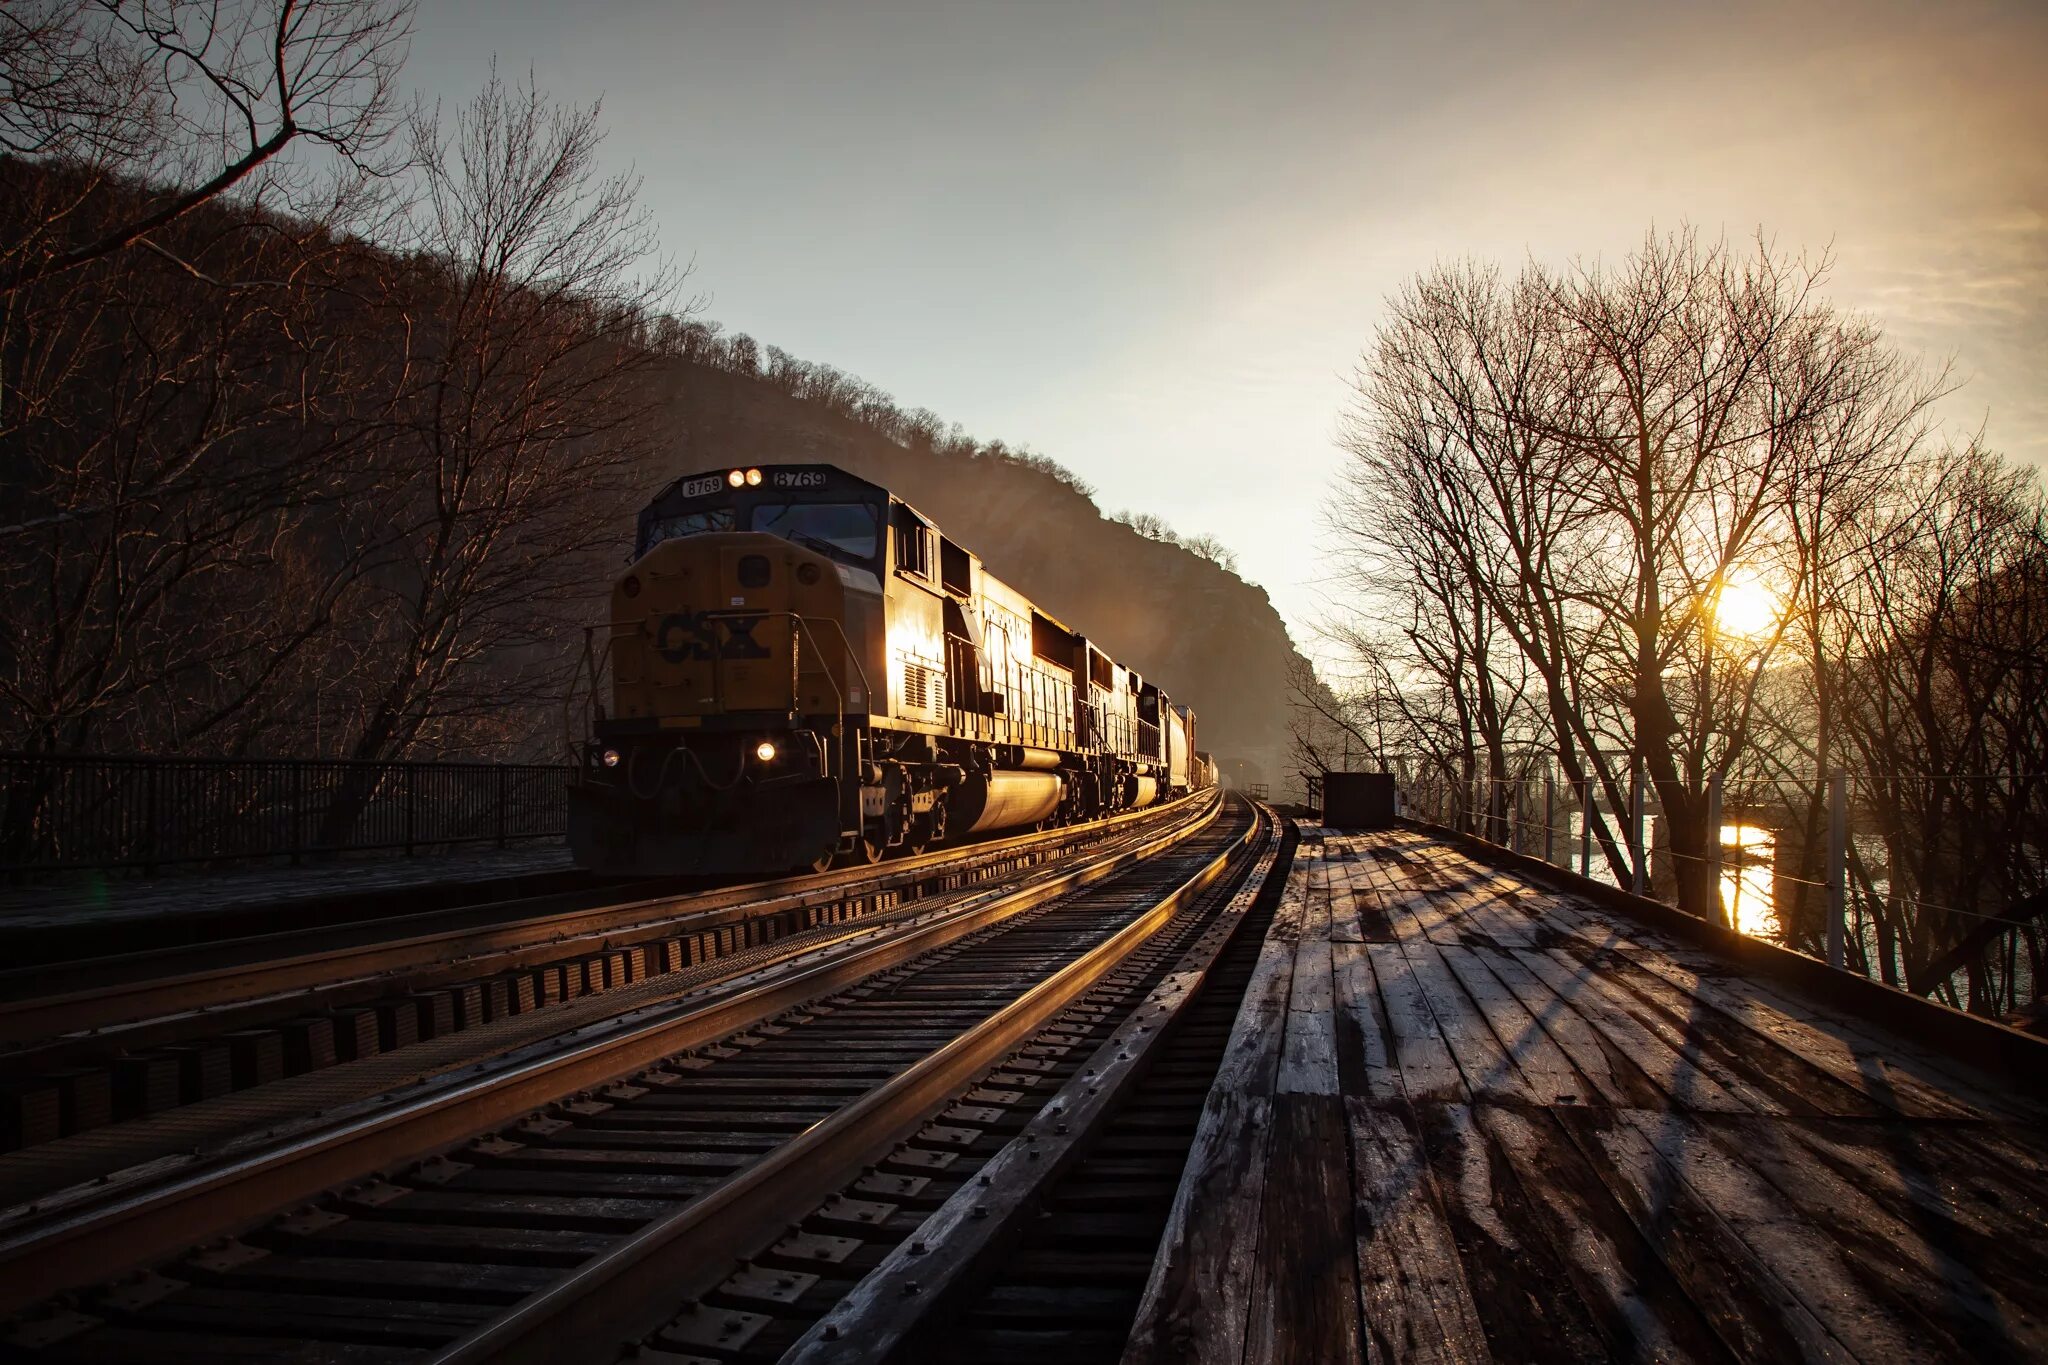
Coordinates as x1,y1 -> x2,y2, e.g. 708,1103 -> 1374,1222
1721,824 -> 1778,938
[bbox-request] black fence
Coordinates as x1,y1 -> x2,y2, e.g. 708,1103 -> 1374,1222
0,753 -> 574,876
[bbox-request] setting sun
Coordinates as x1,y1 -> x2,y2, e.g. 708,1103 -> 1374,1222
1713,571 -> 1781,640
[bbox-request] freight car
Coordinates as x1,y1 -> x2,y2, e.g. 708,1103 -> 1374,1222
569,463 -> 1209,875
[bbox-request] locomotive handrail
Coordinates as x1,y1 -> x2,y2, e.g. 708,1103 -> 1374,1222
693,608 -> 872,724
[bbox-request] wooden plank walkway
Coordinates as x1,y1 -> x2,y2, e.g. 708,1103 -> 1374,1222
1126,825 -> 2048,1365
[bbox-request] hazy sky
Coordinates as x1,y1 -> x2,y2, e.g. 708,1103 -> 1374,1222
408,0 -> 2047,650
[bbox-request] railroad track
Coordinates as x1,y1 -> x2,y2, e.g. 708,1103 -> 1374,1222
3,795 -> 1279,1363
0,864 -> 631,973
0,796 -> 1208,1156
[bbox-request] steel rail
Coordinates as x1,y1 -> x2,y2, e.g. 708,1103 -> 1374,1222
426,800 -> 1263,1365
780,807 -> 1286,1364
0,791 -> 1208,1053
0,793 -> 1224,1312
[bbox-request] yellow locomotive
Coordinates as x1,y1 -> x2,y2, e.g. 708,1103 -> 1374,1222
569,463 -> 1206,874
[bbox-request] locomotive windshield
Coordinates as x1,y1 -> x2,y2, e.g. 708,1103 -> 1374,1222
750,501 -> 880,564
641,507 -> 737,553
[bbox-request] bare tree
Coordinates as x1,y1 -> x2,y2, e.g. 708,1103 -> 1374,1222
1825,447 -> 2048,1009
325,68 -> 683,767
1,0 -> 411,297
0,164 -> 393,756
1336,228 -> 1944,921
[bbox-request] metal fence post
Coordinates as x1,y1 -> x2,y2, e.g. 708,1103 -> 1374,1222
1580,776 -> 1592,877
1826,768 -> 1847,970
404,763 -> 417,857
1630,760 -> 1646,896
144,762 -> 161,876
1543,774 -> 1555,865
497,764 -> 509,848
290,763 -> 305,866
1706,770 -> 1723,925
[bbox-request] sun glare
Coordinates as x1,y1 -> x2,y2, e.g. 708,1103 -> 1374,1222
1713,571 -> 1780,640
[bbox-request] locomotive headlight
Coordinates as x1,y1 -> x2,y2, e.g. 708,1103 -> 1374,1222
754,740 -> 778,763
727,469 -> 745,488
601,748 -> 621,768
744,467 -> 763,486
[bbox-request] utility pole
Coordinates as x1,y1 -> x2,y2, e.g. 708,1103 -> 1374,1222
1630,758 -> 1646,896
1707,770 -> 1725,927
1543,769 -> 1555,865
1580,775 -> 1593,878
1826,769 -> 1847,969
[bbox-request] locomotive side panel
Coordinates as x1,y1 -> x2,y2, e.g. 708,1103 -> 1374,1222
1167,704 -> 1193,793
882,504 -> 947,732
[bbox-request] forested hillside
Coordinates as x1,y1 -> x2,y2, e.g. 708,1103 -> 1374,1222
2,115 -> 1303,788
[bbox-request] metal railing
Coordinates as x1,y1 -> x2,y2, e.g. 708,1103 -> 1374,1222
0,753 -> 573,876
1392,762 -> 2043,1018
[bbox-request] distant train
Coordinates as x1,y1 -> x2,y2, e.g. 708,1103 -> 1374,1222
569,463 -> 1214,874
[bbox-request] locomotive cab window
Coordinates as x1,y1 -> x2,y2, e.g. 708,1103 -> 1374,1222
750,501 -> 880,564
893,504 -> 934,580
940,537 -> 972,596
1088,647 -> 1115,692
640,507 -> 736,555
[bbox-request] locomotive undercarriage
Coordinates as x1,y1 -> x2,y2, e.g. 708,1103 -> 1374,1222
569,723 -> 1163,877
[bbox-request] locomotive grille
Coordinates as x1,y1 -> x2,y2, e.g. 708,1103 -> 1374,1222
904,662 -> 929,713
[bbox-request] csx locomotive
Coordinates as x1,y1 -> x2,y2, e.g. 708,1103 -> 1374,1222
569,463 -> 1212,874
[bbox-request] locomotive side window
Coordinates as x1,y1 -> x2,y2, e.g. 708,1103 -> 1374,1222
893,505 -> 934,580
939,537 -> 972,596
642,507 -> 736,553
751,501 -> 880,563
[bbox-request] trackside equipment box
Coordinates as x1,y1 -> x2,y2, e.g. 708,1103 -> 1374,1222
1323,772 -> 1397,829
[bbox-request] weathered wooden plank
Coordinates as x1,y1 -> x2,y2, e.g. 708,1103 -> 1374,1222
1397,938 -> 1542,1107
1406,850 -> 1541,950
1437,944 -> 1589,1107
1278,932 -> 1340,1097
1345,1097 -> 1490,1365
1265,862 -> 1312,946
1708,1115 -> 2048,1360
1467,862 -> 1675,955
1624,951 -> 2004,1122
1410,1102 -> 1613,1360
1120,1092 -> 1272,1365
1332,941 -> 1404,1103
1122,829 -> 1303,1365
1551,1107 -> 1859,1364
1475,946 -> 1671,1110
1245,1093 -> 1364,1365
1613,1111 -> 1974,1363
1766,1118 -> 2048,1305
1328,858 -> 1376,943
1355,845 -> 1453,947
1468,1104 -> 1729,1363
1519,949 -> 1761,1114
1571,950 -> 1892,1119
1367,944 -> 1467,1104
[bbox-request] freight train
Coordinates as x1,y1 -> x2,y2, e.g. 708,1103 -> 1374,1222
568,463 -> 1214,875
